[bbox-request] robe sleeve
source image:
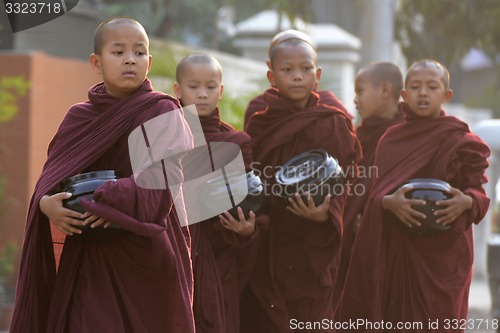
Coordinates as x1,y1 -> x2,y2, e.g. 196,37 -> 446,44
457,134 -> 490,228
448,133 -> 490,232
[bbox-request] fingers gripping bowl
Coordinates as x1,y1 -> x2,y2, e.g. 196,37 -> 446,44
399,178 -> 452,236
60,170 -> 118,230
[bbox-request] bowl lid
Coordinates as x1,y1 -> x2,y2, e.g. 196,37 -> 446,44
275,149 -> 341,189
61,170 -> 117,188
401,178 -> 451,192
205,170 -> 264,198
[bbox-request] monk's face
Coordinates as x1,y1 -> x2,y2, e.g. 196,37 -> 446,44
90,23 -> 152,99
268,43 -> 321,109
173,62 -> 223,117
354,70 -> 386,120
401,66 -> 452,118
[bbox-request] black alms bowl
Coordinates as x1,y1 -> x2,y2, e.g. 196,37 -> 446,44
275,149 -> 344,206
204,170 -> 266,220
400,178 -> 452,236
61,170 -> 118,225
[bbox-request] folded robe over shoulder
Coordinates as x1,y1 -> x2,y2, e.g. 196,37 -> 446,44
10,79 -> 196,333
339,104 -> 490,333
243,89 -> 353,129
243,88 -> 362,333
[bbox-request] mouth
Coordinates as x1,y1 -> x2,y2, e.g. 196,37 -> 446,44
123,70 -> 136,77
417,101 -> 429,108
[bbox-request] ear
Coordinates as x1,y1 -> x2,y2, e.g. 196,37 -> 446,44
147,54 -> 152,72
316,66 -> 322,81
267,70 -> 276,87
90,53 -> 102,74
219,83 -> 224,100
173,82 -> 182,99
442,89 -> 453,103
401,89 -> 407,102
380,81 -> 392,98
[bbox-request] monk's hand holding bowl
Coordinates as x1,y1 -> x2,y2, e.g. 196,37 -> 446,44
286,192 -> 330,222
219,207 -> 256,238
39,192 -> 87,236
83,210 -> 110,229
382,186 -> 426,228
434,187 -> 473,226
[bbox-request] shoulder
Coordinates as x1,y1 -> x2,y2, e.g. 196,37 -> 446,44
317,90 -> 353,119
154,93 -> 182,110
222,122 -> 252,143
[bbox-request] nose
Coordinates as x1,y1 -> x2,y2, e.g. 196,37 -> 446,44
291,70 -> 303,81
418,87 -> 428,96
198,88 -> 208,99
124,53 -> 136,65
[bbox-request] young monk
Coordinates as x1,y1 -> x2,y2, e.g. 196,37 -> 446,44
242,35 -> 361,332
339,60 -> 490,332
334,62 -> 404,301
243,29 -> 352,128
173,53 -> 269,333
10,17 -> 195,333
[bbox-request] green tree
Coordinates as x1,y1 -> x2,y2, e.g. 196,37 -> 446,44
102,0 -> 312,52
396,0 -> 500,117
0,76 -> 29,122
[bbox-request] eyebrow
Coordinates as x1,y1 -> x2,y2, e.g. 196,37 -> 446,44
110,42 -> 147,47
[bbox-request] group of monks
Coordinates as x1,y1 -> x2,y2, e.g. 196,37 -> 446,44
8,17 -> 490,333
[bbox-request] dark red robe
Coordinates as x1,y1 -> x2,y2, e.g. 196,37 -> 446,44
10,80 -> 196,333
242,88 -> 361,333
244,89 -> 353,129
339,104 -> 490,333
334,106 -> 404,303
185,108 -> 269,333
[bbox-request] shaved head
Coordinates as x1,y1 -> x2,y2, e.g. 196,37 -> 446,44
94,17 -> 148,55
175,53 -> 223,83
405,59 -> 450,89
358,62 -> 403,101
268,29 -> 314,59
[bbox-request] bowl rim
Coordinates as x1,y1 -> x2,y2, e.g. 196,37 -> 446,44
61,170 -> 117,188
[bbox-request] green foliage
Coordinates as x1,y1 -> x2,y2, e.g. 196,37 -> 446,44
218,93 -> 253,130
396,0 -> 500,117
102,0 -> 312,51
0,76 -> 30,122
149,45 -> 190,80
396,0 -> 500,66
0,242 -> 17,279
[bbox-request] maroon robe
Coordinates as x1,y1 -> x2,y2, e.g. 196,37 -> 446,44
244,89 -> 353,129
334,107 -> 404,302
242,88 -> 361,332
10,80 -> 196,333
186,109 -> 269,333
339,104 -> 490,333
